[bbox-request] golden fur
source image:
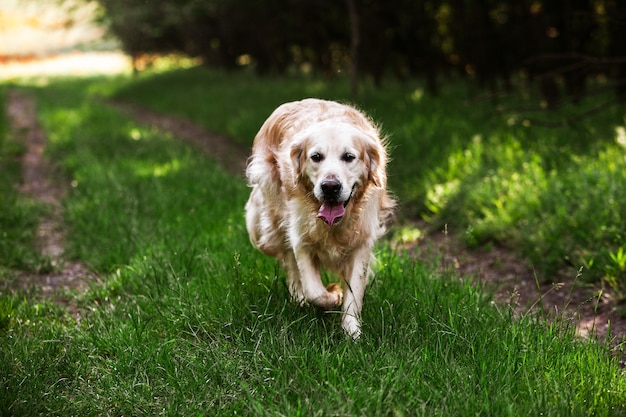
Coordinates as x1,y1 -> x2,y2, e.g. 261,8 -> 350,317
245,98 -> 395,338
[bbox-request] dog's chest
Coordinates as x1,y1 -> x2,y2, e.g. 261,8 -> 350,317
302,222 -> 366,264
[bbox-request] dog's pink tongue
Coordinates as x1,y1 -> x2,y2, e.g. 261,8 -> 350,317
318,203 -> 345,227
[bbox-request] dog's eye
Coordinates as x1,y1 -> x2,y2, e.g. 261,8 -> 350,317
310,152 -> 323,163
342,152 -> 356,163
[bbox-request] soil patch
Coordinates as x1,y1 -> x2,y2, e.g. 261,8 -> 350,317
109,100 -> 249,176
408,222 -> 625,361
6,90 -> 96,296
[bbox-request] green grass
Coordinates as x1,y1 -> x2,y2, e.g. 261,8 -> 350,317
0,74 -> 625,415
114,67 -> 626,291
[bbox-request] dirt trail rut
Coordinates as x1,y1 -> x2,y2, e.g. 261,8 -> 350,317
110,100 -> 249,176
6,90 -> 95,294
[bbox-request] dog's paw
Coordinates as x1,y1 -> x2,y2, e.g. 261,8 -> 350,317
326,283 -> 343,307
342,315 -> 361,340
288,282 -> 306,306
306,283 -> 343,310
290,293 -> 307,307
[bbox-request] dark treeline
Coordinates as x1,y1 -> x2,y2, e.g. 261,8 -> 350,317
97,0 -> 626,102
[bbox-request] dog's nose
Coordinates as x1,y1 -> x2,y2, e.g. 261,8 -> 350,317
321,179 -> 342,197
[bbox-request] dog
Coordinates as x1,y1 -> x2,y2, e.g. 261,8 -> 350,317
245,98 -> 395,338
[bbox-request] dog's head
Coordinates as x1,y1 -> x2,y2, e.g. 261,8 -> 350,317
290,120 -> 385,227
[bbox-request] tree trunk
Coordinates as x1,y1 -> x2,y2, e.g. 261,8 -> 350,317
346,0 -> 360,98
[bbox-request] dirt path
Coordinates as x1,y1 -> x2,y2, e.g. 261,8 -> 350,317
408,224 -> 625,349
110,100 -> 249,176
6,90 -> 96,295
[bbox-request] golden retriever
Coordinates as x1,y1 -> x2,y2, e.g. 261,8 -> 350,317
245,98 -> 395,338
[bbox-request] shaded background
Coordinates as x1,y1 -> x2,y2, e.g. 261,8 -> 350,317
96,0 -> 626,104
2,0 -> 626,105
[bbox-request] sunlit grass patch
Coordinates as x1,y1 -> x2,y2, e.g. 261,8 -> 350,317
424,127 -> 626,285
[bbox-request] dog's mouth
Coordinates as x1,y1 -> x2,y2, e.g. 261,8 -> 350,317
317,185 -> 355,227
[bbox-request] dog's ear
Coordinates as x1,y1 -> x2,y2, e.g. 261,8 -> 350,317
289,139 -> 307,183
364,141 -> 385,187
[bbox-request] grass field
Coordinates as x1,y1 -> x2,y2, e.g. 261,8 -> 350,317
1,71 -> 625,415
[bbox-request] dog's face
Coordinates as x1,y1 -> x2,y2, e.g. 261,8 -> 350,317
291,121 -> 382,227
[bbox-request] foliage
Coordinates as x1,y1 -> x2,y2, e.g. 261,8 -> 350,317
1,78 -> 625,415
94,0 -> 183,58
95,0 -> 626,102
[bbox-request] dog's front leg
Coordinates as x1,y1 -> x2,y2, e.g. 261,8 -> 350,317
282,251 -> 305,304
341,248 -> 372,339
292,247 -> 343,310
